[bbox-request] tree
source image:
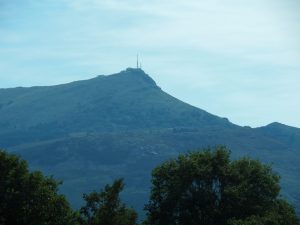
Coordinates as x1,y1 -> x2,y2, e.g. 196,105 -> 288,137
0,150 -> 78,225
80,178 -> 138,225
144,146 -> 299,225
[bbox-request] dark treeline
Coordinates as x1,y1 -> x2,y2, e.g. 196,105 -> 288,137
0,146 -> 299,225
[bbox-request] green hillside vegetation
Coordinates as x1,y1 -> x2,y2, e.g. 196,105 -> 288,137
0,68 -> 300,215
0,68 -> 229,147
1,148 -> 299,225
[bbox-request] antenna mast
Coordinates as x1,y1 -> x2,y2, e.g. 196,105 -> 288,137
136,54 -> 139,69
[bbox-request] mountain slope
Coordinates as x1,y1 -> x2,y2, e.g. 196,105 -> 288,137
0,68 -> 299,216
0,68 -> 231,148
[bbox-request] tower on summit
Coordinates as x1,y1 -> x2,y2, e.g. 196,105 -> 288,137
136,54 -> 142,69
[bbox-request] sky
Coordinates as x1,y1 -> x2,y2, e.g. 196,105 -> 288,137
0,0 -> 300,128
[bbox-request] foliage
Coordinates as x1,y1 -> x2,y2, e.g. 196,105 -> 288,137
1,146 -> 299,225
144,146 -> 299,225
229,200 -> 300,225
80,178 -> 138,225
0,150 -> 78,225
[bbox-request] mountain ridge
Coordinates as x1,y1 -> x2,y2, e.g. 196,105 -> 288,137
1,68 -> 298,129
0,68 -> 299,216
0,68 -> 234,148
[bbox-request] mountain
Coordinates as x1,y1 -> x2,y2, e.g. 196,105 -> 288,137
0,68 -> 231,147
1,68 -> 299,216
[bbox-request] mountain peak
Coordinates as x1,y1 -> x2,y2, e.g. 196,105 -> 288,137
125,67 -> 145,73
103,68 -> 158,88
122,67 -> 149,77
265,122 -> 299,130
258,122 -> 300,136
266,122 -> 285,128
0,68 -> 233,147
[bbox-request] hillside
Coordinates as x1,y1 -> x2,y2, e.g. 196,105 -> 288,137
0,68 -> 299,215
0,68 -> 231,148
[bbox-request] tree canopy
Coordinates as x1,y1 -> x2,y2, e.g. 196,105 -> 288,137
0,149 -> 78,225
0,150 -> 137,225
80,178 -> 138,225
144,146 -> 299,225
1,147 -> 299,225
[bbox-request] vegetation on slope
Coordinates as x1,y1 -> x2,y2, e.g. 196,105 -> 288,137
1,147 -> 299,225
1,68 -> 300,216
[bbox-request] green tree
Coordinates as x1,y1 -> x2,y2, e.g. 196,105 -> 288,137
144,146 -> 299,225
0,150 -> 78,225
227,200 -> 300,225
80,178 -> 138,225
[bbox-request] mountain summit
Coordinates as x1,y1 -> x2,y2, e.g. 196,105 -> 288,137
1,69 -> 299,215
0,68 -> 231,147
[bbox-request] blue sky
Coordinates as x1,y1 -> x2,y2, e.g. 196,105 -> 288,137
0,0 -> 300,127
